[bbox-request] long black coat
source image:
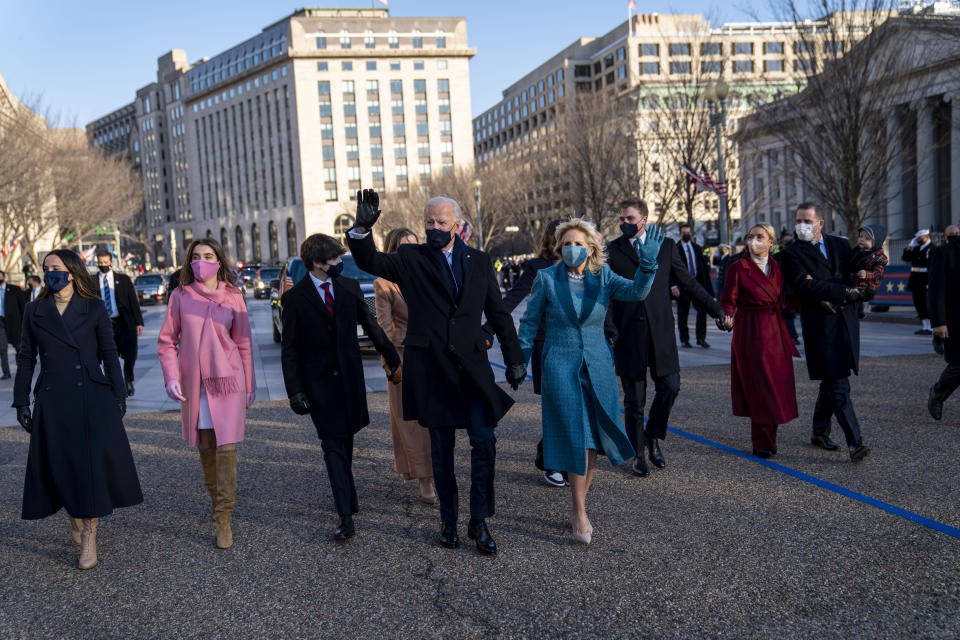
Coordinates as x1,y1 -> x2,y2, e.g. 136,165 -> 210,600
902,242 -> 932,292
99,271 -> 143,360
928,240 -> 960,365
606,235 -> 723,379
347,232 -> 523,429
780,235 -> 859,380
674,240 -> 714,295
14,295 -> 142,520
280,275 -> 400,440
2,283 -> 25,348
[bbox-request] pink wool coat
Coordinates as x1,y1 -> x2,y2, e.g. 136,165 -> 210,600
157,283 -> 255,447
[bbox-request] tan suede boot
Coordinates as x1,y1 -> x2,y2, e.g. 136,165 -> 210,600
78,518 -> 98,570
214,449 -> 237,549
199,448 -> 218,520
69,516 -> 82,546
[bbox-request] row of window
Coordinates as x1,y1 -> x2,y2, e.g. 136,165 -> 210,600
318,78 -> 449,94
478,67 -> 564,127
315,29 -> 447,50
189,31 -> 287,94
638,58 -> 807,75
317,58 -> 448,73
638,40 -> 838,57
191,67 -> 289,113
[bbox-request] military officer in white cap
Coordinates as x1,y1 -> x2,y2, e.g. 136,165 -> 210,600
902,229 -> 934,335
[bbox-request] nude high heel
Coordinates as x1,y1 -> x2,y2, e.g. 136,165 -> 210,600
78,518 -> 99,570
570,515 -> 593,545
70,517 -> 82,546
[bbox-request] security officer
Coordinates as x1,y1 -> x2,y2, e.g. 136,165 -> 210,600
902,229 -> 933,335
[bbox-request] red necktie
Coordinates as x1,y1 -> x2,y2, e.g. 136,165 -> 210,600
686,244 -> 696,276
320,282 -> 335,314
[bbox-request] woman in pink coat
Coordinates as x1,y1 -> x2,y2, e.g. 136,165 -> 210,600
157,239 -> 255,549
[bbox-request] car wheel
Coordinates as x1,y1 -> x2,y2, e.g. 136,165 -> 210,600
272,322 -> 281,344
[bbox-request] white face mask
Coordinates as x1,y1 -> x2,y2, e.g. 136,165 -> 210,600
746,239 -> 768,256
794,222 -> 815,242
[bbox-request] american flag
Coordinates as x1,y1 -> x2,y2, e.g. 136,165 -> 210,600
628,0 -> 637,9
681,164 -> 728,195
681,165 -> 711,193
459,220 -> 474,245
0,237 -> 18,257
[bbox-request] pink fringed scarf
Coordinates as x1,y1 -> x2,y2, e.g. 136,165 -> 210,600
188,282 -> 242,397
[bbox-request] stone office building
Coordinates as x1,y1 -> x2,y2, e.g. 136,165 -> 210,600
88,8 -> 475,268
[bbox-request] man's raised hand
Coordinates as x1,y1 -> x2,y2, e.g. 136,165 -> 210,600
355,188 -> 382,230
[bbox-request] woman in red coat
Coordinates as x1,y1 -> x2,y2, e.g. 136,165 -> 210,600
719,223 -> 800,457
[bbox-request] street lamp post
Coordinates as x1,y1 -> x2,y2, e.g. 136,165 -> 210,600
705,80 -> 730,247
472,178 -> 484,249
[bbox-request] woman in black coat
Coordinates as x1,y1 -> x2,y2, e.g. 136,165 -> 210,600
13,249 -> 142,570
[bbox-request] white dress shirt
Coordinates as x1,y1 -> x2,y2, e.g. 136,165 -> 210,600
309,271 -> 334,300
99,270 -> 120,318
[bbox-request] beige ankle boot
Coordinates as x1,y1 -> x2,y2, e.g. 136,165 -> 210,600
214,449 -> 237,549
199,448 -> 218,519
78,518 -> 98,569
70,516 -> 82,546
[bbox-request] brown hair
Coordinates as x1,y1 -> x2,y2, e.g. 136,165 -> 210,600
538,219 -> 563,262
39,249 -> 99,300
384,227 -> 418,253
179,238 -> 238,288
618,197 -> 649,217
796,202 -> 823,219
300,233 -> 346,270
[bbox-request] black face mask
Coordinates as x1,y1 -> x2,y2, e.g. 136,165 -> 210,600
44,271 -> 70,292
325,262 -> 344,279
619,222 -> 639,238
681,233 -> 692,242
98,265 -> 111,274
426,229 -> 452,250
948,235 -> 959,244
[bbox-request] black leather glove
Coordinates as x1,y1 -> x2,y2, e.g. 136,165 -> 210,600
505,364 -> 527,391
355,189 -> 381,230
289,392 -> 312,415
388,364 -> 402,384
16,406 -> 32,434
117,398 -> 126,418
844,287 -> 863,304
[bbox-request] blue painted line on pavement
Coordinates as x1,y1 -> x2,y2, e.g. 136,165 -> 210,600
492,361 -> 960,540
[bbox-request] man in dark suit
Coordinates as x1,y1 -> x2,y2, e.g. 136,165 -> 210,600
96,251 -> 143,396
780,202 -> 870,462
281,233 -> 401,541
0,270 -> 25,379
605,198 -> 725,477
672,222 -> 714,348
347,189 -> 526,555
927,224 -> 960,420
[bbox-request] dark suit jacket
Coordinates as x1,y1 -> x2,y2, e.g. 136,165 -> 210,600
780,235 -> 859,380
606,235 -> 723,379
2,283 -> 25,347
347,231 -> 523,429
674,240 -> 714,295
98,271 -> 143,361
280,275 -> 400,440
928,239 -> 960,365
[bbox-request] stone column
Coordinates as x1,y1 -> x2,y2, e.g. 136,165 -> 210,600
885,110 -> 903,237
916,97 -> 936,232
949,93 -> 960,225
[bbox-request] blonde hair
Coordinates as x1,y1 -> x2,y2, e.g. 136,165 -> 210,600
747,223 -> 777,245
555,217 -> 606,274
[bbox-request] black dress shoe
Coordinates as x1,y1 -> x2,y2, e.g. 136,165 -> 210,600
933,336 -> 945,355
646,435 -> 665,469
438,521 -> 459,549
467,519 -> 497,555
125,381 -> 135,397
810,434 -> 840,451
915,328 -> 932,335
697,339 -> 711,349
849,444 -> 871,462
0,373 -> 10,380
680,340 -> 692,348
928,386 -> 943,421
631,455 -> 649,477
753,448 -> 773,459
333,515 -> 355,541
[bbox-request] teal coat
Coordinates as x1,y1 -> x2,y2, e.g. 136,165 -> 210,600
518,263 -> 656,475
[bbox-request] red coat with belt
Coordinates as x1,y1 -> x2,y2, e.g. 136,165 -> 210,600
720,255 -> 800,424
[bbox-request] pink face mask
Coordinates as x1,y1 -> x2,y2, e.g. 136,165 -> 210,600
191,259 -> 220,282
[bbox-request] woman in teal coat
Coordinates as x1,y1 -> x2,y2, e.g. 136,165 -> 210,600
518,218 -> 663,544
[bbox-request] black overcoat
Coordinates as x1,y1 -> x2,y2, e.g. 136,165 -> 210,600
780,235 -> 860,380
280,275 -> 400,440
674,240 -> 715,295
14,295 -> 142,520
347,232 -> 524,429
99,272 -> 143,361
605,235 -> 723,379
902,243 -> 932,292
2,283 -> 25,348
928,240 -> 960,365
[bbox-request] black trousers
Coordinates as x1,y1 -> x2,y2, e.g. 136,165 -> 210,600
932,364 -> 960,402
676,294 -> 707,343
112,319 -> 137,382
782,308 -> 799,341
0,318 -> 9,376
812,377 -> 862,446
911,281 -> 929,320
320,435 -> 358,517
620,372 -> 681,450
429,395 -> 495,523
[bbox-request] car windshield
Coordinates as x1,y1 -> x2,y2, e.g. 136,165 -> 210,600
259,268 -> 281,280
341,255 -> 375,283
136,275 -> 163,285
240,268 -> 257,278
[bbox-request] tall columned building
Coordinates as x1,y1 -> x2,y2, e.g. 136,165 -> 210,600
88,8 -> 475,268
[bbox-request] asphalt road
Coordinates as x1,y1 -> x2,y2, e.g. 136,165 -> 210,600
0,351 -> 957,639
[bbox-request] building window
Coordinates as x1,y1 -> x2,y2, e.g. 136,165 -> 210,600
365,79 -> 379,93
603,55 -> 614,69
334,215 -> 354,242
438,98 -> 450,113
418,142 -> 430,157
763,59 -> 784,72
440,141 -> 453,156
341,80 -> 355,94
701,60 -> 723,73
235,226 -> 245,262
390,61 -> 401,71
368,102 -> 380,116
366,61 -> 377,71
323,167 -> 337,182
342,61 -> 353,71
393,122 -> 405,137
670,61 -> 690,74
418,164 -> 431,178
668,43 -> 690,56
364,29 -> 375,48
389,29 -> 399,49
316,31 -> 327,49
701,42 -> 722,55
371,144 -> 383,158
391,100 -> 404,115
414,79 -> 426,93
317,61 -> 328,71
415,99 -> 427,114
617,46 -> 626,61
574,64 -> 591,77
372,165 -> 384,181
345,124 -> 358,138
436,30 -> 446,48
416,121 -> 429,136
764,41 -> 783,54
340,30 -> 351,49
348,166 -> 361,181
346,144 -> 359,160
412,29 -> 423,48
396,164 -> 408,179
344,101 -> 356,116
325,189 -> 338,202
286,218 -> 297,258
221,227 -> 229,251
733,42 -> 754,55
794,41 -> 814,54
640,43 -> 659,56
268,220 -> 278,261
413,60 -> 424,70
794,58 -> 813,72
395,144 -> 407,158
390,79 -> 403,93
370,124 -> 382,138
319,102 -> 332,117
437,78 -> 449,93
618,65 -> 627,80
320,123 -> 333,138
733,60 -> 754,73
322,146 -> 335,160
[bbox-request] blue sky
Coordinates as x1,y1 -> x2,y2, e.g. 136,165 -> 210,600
1,0 -> 769,126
